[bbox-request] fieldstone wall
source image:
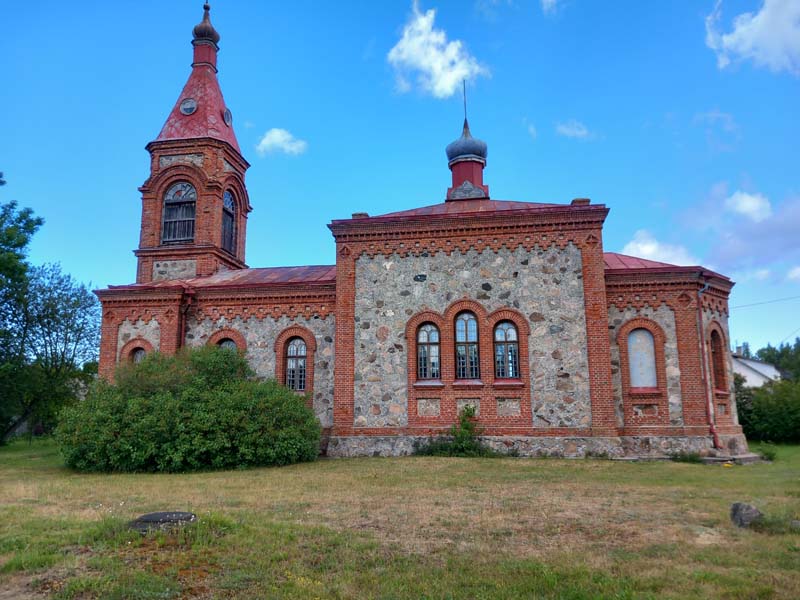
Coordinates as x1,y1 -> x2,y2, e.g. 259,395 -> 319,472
152,259 -> 197,281
608,304 -> 683,426
117,318 -> 161,359
185,315 -> 335,427
327,434 -> 715,458
353,244 -> 590,428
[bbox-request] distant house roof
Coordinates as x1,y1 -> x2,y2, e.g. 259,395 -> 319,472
732,355 -> 782,385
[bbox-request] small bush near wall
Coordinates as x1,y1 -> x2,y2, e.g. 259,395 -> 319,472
56,347 -> 320,472
744,380 -> 800,444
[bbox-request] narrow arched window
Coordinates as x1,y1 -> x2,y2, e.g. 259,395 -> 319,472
286,337 -> 307,391
627,328 -> 657,388
217,338 -> 237,351
494,321 -> 519,379
131,347 -> 146,364
162,182 -> 196,243
455,312 -> 480,379
417,323 -> 441,379
710,330 -> 726,390
222,190 -> 236,254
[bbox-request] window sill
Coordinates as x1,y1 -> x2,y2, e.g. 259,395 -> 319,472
453,380 -> 485,389
492,379 -> 525,388
413,380 -> 445,389
629,387 -> 662,396
714,390 -> 730,400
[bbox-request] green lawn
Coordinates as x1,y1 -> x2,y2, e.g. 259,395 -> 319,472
1,440 -> 798,599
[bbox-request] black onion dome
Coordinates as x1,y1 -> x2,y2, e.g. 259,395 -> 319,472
446,119 -> 488,163
193,3 -> 220,44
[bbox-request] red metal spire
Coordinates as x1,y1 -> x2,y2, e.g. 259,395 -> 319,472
155,4 -> 241,153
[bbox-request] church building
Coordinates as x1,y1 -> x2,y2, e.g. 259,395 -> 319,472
96,5 -> 747,458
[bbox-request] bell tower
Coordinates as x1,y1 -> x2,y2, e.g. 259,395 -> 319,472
135,3 -> 251,284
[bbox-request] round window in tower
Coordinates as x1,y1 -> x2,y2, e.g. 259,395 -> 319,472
180,98 -> 198,115
223,108 -> 232,127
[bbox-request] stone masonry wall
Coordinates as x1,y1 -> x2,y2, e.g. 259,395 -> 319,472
152,259 -> 197,281
185,315 -> 335,427
117,318 -> 162,359
353,244 -> 590,428
608,303 -> 683,426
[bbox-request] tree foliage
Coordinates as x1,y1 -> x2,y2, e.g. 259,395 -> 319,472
745,380 -> 800,443
756,338 -> 800,381
1,197 -> 100,442
56,347 -> 321,472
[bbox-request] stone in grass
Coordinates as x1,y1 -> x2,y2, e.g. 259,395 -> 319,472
128,511 -> 197,534
730,503 -> 763,528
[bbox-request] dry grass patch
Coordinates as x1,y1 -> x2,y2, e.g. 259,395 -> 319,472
0,440 -> 798,599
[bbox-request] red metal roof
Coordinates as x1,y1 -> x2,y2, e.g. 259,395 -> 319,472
603,252 -> 679,270
109,265 -> 336,291
155,63 -> 241,152
364,199 -> 562,220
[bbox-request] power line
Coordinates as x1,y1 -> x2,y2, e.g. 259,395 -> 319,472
779,326 -> 800,345
730,294 -> 800,310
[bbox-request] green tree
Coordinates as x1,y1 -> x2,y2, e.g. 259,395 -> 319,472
1,264 -> 100,441
756,338 -> 800,381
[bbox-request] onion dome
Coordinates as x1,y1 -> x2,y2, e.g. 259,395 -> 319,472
193,3 -> 220,45
445,118 -> 488,164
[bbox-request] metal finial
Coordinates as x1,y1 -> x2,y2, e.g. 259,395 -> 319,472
463,80 -> 467,122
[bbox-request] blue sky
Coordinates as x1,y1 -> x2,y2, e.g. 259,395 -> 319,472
2,0 -> 799,351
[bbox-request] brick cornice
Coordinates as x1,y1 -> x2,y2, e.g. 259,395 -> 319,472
328,205 -> 608,252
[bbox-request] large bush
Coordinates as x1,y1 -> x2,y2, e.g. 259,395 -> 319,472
56,347 -> 320,472
740,380 -> 800,443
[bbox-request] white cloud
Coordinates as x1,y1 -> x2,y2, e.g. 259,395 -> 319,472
622,230 -> 699,266
555,119 -> 591,139
705,0 -> 800,76
787,266 -> 800,281
541,0 -> 559,15
388,1 -> 488,98
255,128 -> 308,156
724,190 -> 772,222
527,124 -> 537,139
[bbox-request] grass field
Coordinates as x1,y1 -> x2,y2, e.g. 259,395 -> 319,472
1,440 -> 798,599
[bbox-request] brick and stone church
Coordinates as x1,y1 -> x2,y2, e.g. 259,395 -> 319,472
97,5 -> 747,458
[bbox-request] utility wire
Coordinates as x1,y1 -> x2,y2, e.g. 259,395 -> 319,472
779,325 -> 800,345
730,294 -> 800,310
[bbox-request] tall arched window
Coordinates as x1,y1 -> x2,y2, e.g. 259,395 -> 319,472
710,329 -> 726,391
286,337 -> 307,391
494,321 -> 519,378
222,190 -> 236,254
162,182 -> 197,243
417,323 -> 441,379
455,312 -> 480,379
627,328 -> 657,388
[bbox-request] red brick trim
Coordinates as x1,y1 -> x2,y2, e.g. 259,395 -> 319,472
275,325 -> 317,401
118,337 -> 155,362
207,328 -> 247,351
705,319 -> 733,426
616,318 -> 669,427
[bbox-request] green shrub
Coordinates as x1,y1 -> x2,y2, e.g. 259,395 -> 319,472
757,442 -> 778,462
55,347 -> 320,472
746,380 -> 800,443
669,451 -> 702,464
414,405 -> 500,457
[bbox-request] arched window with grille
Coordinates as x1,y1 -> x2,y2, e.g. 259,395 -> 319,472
286,337 -> 307,391
455,312 -> 480,379
162,182 -> 196,243
494,321 -> 519,379
710,329 -> 727,391
417,323 -> 441,379
627,328 -> 657,388
222,190 -> 236,254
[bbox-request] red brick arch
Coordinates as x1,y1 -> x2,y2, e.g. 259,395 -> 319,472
487,307 -> 531,385
274,325 -> 317,400
118,337 -> 155,363
207,328 -> 247,351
